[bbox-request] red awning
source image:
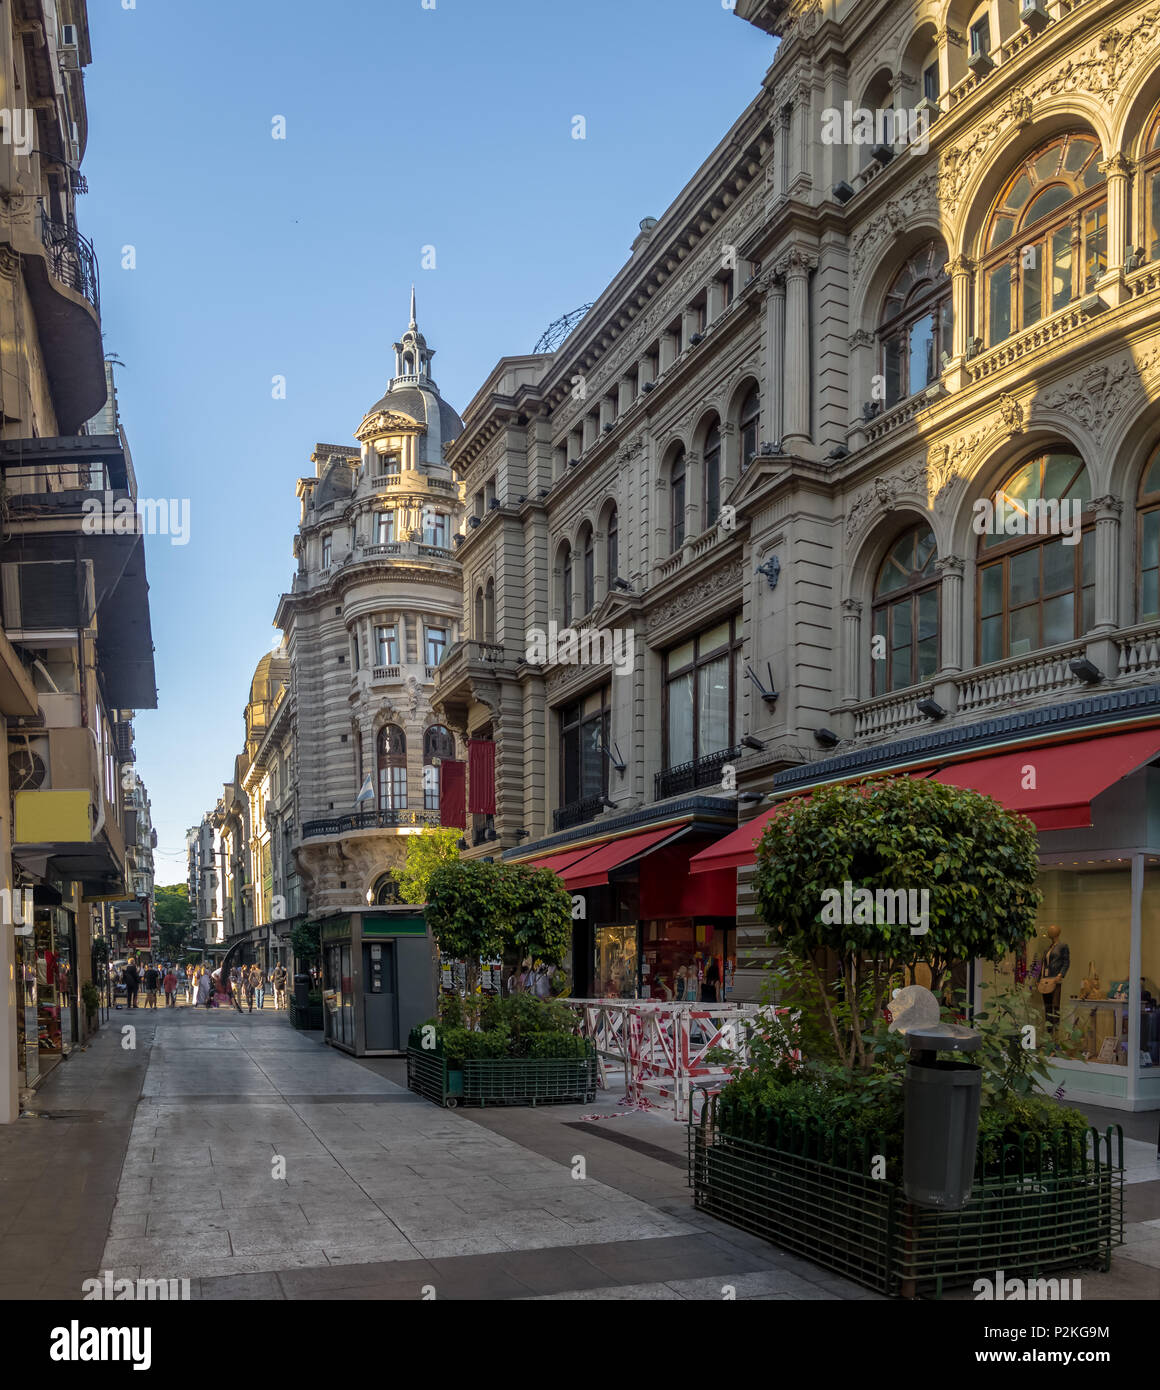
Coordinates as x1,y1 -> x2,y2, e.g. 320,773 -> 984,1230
688,802 -> 800,874
931,728 -> 1160,830
522,845 -> 601,874
566,826 -> 684,889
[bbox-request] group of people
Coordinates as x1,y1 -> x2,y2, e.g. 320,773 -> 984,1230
116,959 -> 290,1013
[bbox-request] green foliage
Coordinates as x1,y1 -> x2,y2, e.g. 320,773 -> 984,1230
425,859 -> 573,1003
290,919 -> 321,969
421,995 -> 582,1066
90,937 -> 110,964
153,884 -> 193,958
81,980 -> 100,1021
753,777 -> 1041,1070
391,827 -> 461,905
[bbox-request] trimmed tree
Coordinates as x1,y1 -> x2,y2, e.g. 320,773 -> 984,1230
390,826 -> 461,904
425,860 -> 573,1010
154,884 -> 192,959
752,776 -> 1041,1072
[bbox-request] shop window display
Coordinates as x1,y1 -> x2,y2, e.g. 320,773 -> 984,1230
595,924 -> 637,998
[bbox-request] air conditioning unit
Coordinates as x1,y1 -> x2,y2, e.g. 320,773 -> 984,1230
1020,0 -> 1050,33
2,559 -> 95,633
967,48 -> 994,75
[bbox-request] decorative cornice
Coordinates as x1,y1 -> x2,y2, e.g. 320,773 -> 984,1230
1034,352 -> 1160,445
646,559 -> 744,634
850,172 -> 939,280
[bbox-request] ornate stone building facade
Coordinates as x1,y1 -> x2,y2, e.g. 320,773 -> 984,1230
436,0 -> 1160,1108
276,297 -> 465,915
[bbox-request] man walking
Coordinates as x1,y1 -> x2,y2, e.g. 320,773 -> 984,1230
123,958 -> 139,1010
143,962 -> 160,1010
251,964 -> 265,1012
162,966 -> 178,1008
272,962 -> 287,1009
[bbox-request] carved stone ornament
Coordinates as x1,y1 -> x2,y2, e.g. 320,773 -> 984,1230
1035,353 -> 1160,445
1089,494 -> 1125,517
844,457 -> 929,540
646,560 -> 744,634
998,393 -> 1024,434
849,172 -> 940,280
848,329 -> 875,350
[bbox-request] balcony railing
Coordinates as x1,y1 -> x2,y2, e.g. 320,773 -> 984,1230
553,794 -> 606,832
372,665 -> 401,681
40,207 -> 99,313
655,745 -> 740,800
955,644 -> 1084,716
300,808 -> 441,839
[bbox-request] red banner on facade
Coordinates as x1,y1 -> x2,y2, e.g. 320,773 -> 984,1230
467,740 -> 496,814
440,760 -> 466,829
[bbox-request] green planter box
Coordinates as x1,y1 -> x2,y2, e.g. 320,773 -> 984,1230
406,1030 -> 596,1108
689,1102 -> 1124,1298
289,1002 -> 324,1030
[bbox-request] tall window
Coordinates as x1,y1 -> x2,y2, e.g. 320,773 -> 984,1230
559,687 -> 610,808
377,724 -> 407,811
582,526 -> 594,614
321,535 -> 332,569
374,624 -> 398,667
976,451 -> 1093,663
923,61 -> 939,102
739,385 -> 760,471
670,448 -> 687,551
484,578 -> 495,641
872,524 -> 939,694
982,134 -> 1106,346
607,506 -> 619,583
423,725 -> 454,811
879,241 -> 951,406
560,544 -> 573,625
1145,110 -> 1160,262
1138,445 -> 1160,620
425,626 -> 447,666
374,511 -> 394,545
703,417 -> 721,527
423,512 -> 448,547
969,13 -> 991,57
663,616 -> 742,770
474,587 -> 485,640
378,453 -> 400,476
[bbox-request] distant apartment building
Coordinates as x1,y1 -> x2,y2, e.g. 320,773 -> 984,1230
186,817 -> 223,949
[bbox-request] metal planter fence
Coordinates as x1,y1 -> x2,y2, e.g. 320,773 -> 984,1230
689,1098 -> 1124,1298
406,1030 -> 597,1108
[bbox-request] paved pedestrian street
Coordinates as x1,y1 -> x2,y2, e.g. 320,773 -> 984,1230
1,1006 -> 881,1301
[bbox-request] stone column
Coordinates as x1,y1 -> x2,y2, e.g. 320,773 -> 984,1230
683,451 -> 701,557
780,249 -> 816,450
1099,154 -> 1132,303
764,273 -> 786,447
1090,495 -> 1124,634
707,278 -> 726,325
945,254 -> 974,360
847,329 -> 875,444
840,598 -> 862,703
934,554 -> 965,674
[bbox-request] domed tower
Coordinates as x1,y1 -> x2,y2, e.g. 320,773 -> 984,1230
276,293 -> 466,919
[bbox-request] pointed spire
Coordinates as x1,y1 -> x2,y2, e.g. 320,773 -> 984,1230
409,283 -> 417,329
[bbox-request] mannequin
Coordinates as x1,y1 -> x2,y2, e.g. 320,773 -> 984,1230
1041,923 -> 1070,1031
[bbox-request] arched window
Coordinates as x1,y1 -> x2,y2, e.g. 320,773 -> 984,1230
473,587 -> 484,641
670,448 -> 687,552
879,241 -> 951,406
1138,445 -> 1160,620
1145,111 -> 1160,262
558,542 -> 572,625
739,385 -> 760,471
872,524 -> 939,694
976,451 -> 1093,663
581,525 -> 594,613
484,577 -> 495,642
982,133 -> 1106,346
423,725 -> 454,811
370,874 -> 398,905
377,724 -> 407,812
703,417 -> 721,527
607,506 -> 619,582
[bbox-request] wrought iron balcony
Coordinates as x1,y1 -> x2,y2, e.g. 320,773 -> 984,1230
40,207 -> 99,313
654,745 -> 741,800
300,808 -> 441,839
553,794 -> 605,832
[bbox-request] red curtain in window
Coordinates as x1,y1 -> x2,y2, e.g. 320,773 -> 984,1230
467,739 -> 496,814
439,760 -> 466,829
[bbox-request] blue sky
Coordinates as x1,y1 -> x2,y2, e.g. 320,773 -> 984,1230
80,0 -> 775,882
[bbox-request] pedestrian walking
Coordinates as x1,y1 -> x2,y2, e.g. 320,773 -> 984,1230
250,965 -> 265,1011
143,963 -> 160,1009
123,958 -> 140,1010
197,969 -> 213,1009
272,963 -> 287,1009
162,967 -> 178,1008
243,966 -> 256,1014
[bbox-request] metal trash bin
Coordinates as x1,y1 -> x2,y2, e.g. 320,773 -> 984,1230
903,1022 -> 982,1211
293,973 -> 312,1009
